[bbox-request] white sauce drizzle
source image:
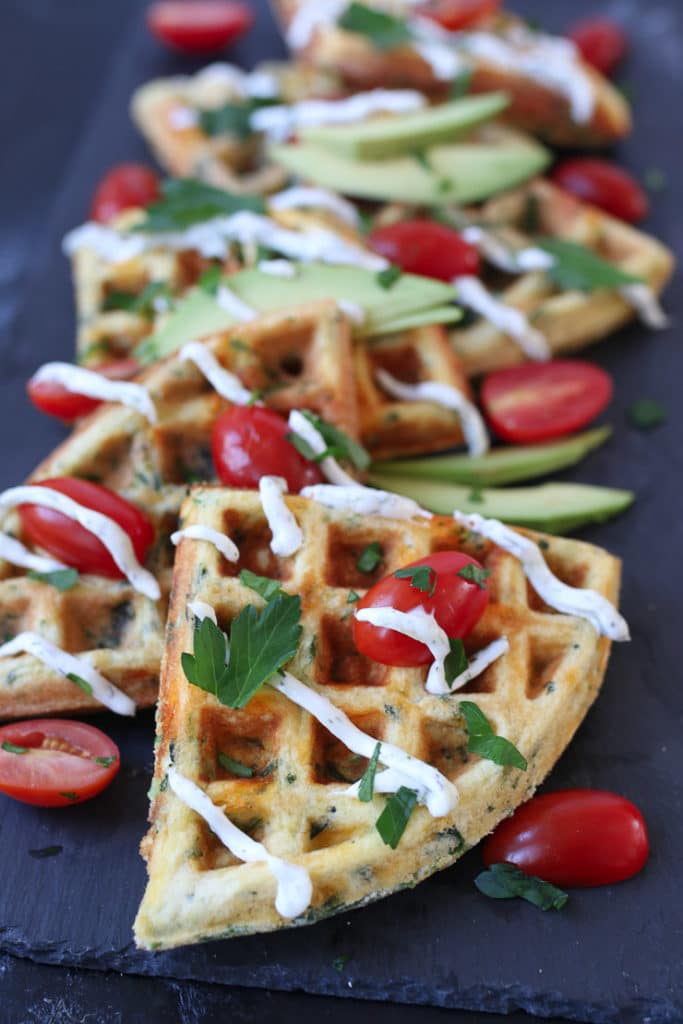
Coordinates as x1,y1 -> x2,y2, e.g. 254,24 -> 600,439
447,636 -> 509,692
0,631 -> 135,716
168,106 -> 199,130
0,486 -> 159,600
375,367 -> 489,457
337,299 -> 366,325
192,63 -> 280,99
461,226 -> 555,274
168,767 -> 312,919
619,283 -> 670,330
300,484 -> 431,520
258,476 -> 303,557
287,410 -> 357,487
269,186 -> 360,228
29,362 -> 157,424
171,525 -> 239,563
188,599 -> 218,625
179,342 -> 253,405
453,511 -> 630,641
355,604 -> 451,694
257,259 -> 297,277
215,284 -> 257,322
0,533 -> 66,574
285,0 -> 348,49
251,88 -> 426,142
454,275 -> 551,360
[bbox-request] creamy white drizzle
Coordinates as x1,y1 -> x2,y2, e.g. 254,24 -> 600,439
355,605 -> 451,694
287,410 -> 357,487
285,0 -> 347,49
0,486 -> 159,600
337,299 -> 366,325
375,367 -> 489,457
168,106 -> 199,130
168,767 -> 312,919
619,283 -> 670,330
188,599 -> 218,625
0,533 -> 66,574
300,484 -> 431,520
0,631 -> 135,716
251,88 -> 426,142
215,284 -> 257,322
171,525 -> 239,563
448,636 -> 509,692
29,362 -> 157,424
269,186 -> 360,228
454,275 -> 551,360
258,476 -> 303,557
179,341 -> 253,405
192,62 -> 280,99
453,511 -> 630,641
461,226 -> 555,274
256,259 -> 297,277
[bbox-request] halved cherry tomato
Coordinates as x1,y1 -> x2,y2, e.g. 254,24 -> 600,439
0,719 -> 120,807
368,220 -> 480,282
552,158 -> 648,224
147,1 -> 253,54
421,0 -> 500,31
353,551 -> 489,666
90,164 -> 161,224
18,478 -> 155,579
481,361 -> 613,444
484,790 -> 649,887
27,358 -> 141,422
568,18 -> 627,77
212,406 -> 324,493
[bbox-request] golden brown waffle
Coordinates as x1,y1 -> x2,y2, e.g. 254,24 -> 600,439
0,302 -> 358,719
135,485 -> 620,948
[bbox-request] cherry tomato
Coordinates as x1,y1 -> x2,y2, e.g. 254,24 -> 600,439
27,358 -> 141,422
353,551 -> 489,666
552,158 -> 648,224
421,0 -> 500,31
484,790 -> 649,887
368,220 -> 480,282
568,18 -> 627,77
147,1 -> 253,54
0,719 -> 120,807
481,361 -> 613,444
212,406 -> 324,493
18,478 -> 155,579
90,164 -> 161,224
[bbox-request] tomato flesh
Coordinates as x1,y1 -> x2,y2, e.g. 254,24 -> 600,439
147,1 -> 253,53
552,158 -> 648,224
421,0 -> 500,31
212,406 -> 324,493
481,360 -> 613,444
0,719 -> 120,807
353,551 -> 489,666
568,18 -> 627,76
27,358 -> 141,422
368,220 -> 480,282
484,790 -> 649,887
90,164 -> 161,224
18,478 -> 155,579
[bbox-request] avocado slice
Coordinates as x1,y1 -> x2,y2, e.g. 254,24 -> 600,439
269,134 -> 550,205
370,427 -> 613,487
301,93 -> 509,160
367,471 -> 634,534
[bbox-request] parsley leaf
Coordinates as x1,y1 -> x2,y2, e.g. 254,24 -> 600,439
450,68 -> 473,99
1,740 -> 29,755
199,102 -> 254,140
628,397 -> 666,430
332,954 -> 350,972
102,281 -> 172,318
94,756 -> 116,768
644,167 -> 667,193
393,564 -> 437,597
475,862 -> 568,911
217,751 -> 254,778
300,410 -> 371,470
136,178 -> 265,233
181,616 -> 228,698
221,593 -> 302,708
27,568 -> 79,592
357,542 -> 383,573
459,701 -> 527,770
59,791 -> 79,802
67,673 -> 93,696
197,265 -> 222,295
358,741 -> 381,802
347,590 -> 361,604
375,786 -> 418,848
29,845 -> 63,859
538,238 -> 643,292
239,568 -> 284,602
457,564 -> 490,590
338,2 -> 412,50
444,638 -> 468,686
376,265 -> 402,290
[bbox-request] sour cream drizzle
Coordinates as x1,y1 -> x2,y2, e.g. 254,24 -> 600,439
448,636 -> 509,692
461,226 -> 555,274
269,186 -> 360,228
0,486 -> 160,600
287,411 -> 357,487
453,511 -> 630,641
618,283 -> 670,330
251,89 -> 426,142
258,476 -> 303,557
355,605 -> 451,694
188,600 -> 218,625
179,342 -> 253,405
0,533 -> 66,574
300,484 -> 431,520
168,767 -> 312,919
171,525 -> 239,563
29,362 -> 157,424
375,367 -> 489,457
190,62 -> 280,100
257,259 -> 297,277
454,275 -> 551,360
0,631 -> 135,716
215,284 -> 257,322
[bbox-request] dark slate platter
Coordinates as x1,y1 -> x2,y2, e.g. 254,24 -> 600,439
0,1 -> 681,1020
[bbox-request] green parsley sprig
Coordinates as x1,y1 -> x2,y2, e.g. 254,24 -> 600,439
537,238 -> 643,292
27,568 -> 79,592
337,2 -> 412,50
136,179 -> 265,233
460,701 -> 527,770
393,564 -> 437,597
475,862 -> 568,911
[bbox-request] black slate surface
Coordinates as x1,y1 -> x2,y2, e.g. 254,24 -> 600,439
0,1 -> 682,1021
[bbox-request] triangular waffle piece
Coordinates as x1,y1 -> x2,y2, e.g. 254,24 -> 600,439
134,485 -> 621,948
0,302 -> 358,719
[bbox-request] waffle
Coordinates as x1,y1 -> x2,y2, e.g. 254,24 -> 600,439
0,302 -> 358,719
135,485 -> 620,948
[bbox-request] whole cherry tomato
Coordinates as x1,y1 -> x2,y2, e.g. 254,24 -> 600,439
0,719 -> 120,807
368,220 -> 481,282
484,790 -> 649,887
568,18 -> 627,77
90,164 -> 161,224
212,406 -> 324,492
27,358 -> 141,422
18,478 -> 155,579
353,551 -> 489,666
552,158 -> 648,224
147,1 -> 253,54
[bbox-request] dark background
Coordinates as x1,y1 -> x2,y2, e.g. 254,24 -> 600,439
1,1 -> 681,1021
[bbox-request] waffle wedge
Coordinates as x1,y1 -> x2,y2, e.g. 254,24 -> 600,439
0,302 -> 358,719
135,485 -> 621,948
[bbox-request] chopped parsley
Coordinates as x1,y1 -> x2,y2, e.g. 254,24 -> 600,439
301,411 -> 371,470
197,265 -> 222,295
239,568 -> 284,602
457,564 -> 491,590
102,280 -> 172,318
459,701 -> 527,770
337,2 -> 412,50
358,741 -> 381,802
332,954 -> 350,972
347,590 -> 361,604
393,564 -> 437,597
537,238 -> 643,292
475,862 -> 568,911
375,786 -> 418,848
59,791 -> 79,802
357,542 -> 383,574
29,846 -> 63,859
644,167 -> 667,193
376,265 -> 402,290
444,638 -> 468,686
450,68 -> 473,99
628,397 -> 666,430
1,740 -> 29,755
26,568 -> 79,592
67,673 -> 93,696
217,751 -> 254,778
93,756 -> 116,768
136,178 -> 265,233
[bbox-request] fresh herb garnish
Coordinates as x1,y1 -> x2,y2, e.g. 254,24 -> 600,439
197,265 -> 222,295
347,590 -> 361,604
475,862 -> 568,911
450,68 -> 473,99
332,954 -> 350,972
375,786 -> 418,848
520,193 -> 541,235
357,541 -> 382,573
199,102 -> 254,140
59,791 -> 79,802
27,568 -> 79,592
376,264 -> 402,290
67,673 -> 93,696
1,740 -> 29,755
457,564 -> 491,590
628,397 -> 666,430
239,568 -> 284,602
358,741 -> 381,802
29,845 -> 63,859
338,2 -> 412,50
393,564 -> 437,597
459,701 -> 527,770
412,149 -> 433,173
136,178 -> 265,233
644,167 -> 667,193
537,238 -> 643,292
102,280 -> 172,318
301,411 -> 371,470
93,756 -> 116,768
444,638 -> 468,686
217,751 -> 254,778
